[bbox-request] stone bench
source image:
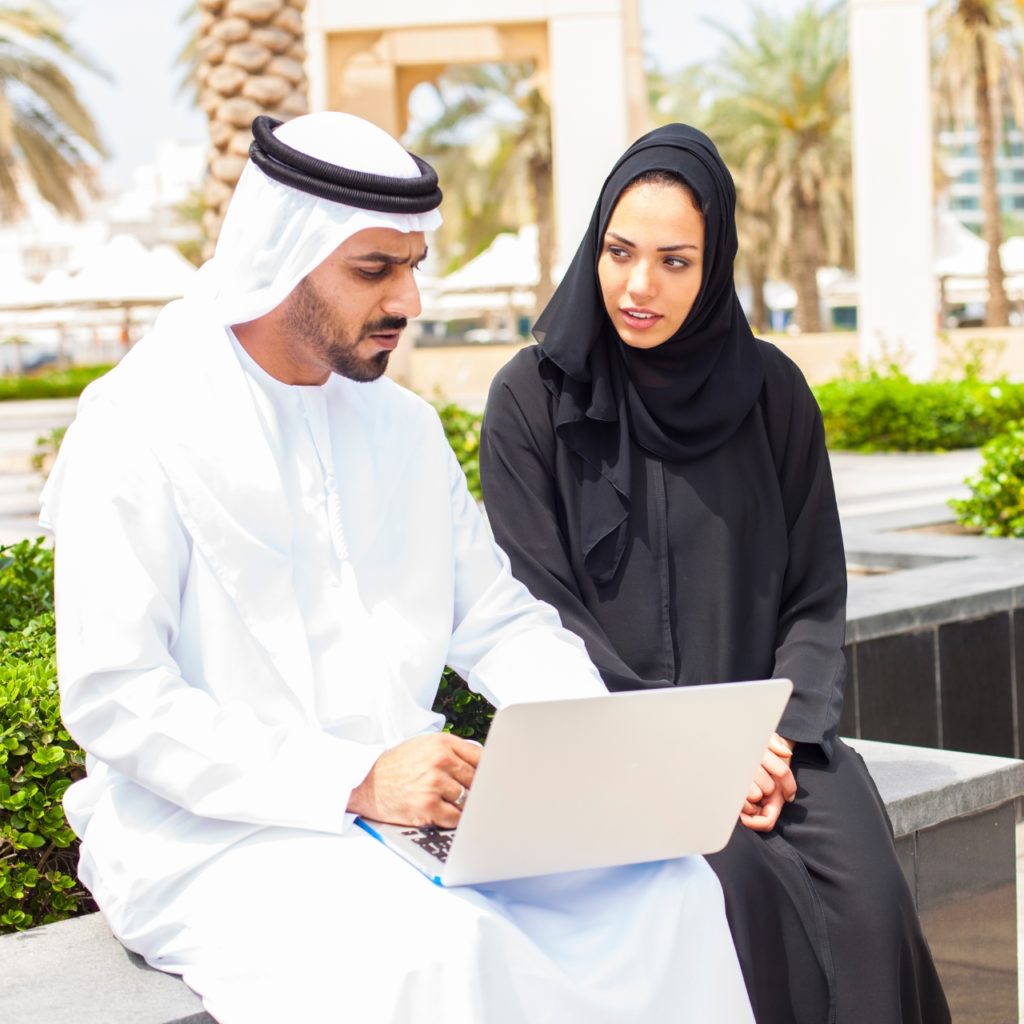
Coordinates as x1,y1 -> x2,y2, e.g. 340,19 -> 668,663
1,740 -> 1021,1024
846,739 -> 1023,1024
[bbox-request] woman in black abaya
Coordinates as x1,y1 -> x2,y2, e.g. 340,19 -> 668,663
479,124 -> 950,1024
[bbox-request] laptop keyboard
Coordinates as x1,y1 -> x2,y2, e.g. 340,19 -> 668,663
402,826 -> 454,863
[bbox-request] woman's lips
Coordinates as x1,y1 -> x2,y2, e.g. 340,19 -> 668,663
620,308 -> 663,330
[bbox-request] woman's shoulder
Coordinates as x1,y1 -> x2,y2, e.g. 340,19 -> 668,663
753,338 -> 825,466
490,344 -> 545,393
483,344 -> 561,461
754,338 -> 819,411
487,344 -> 552,418
755,338 -> 809,391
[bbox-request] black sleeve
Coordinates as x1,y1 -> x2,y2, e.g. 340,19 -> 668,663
480,353 -> 645,690
760,344 -> 847,757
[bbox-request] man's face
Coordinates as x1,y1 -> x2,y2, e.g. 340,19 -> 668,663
279,227 -> 427,384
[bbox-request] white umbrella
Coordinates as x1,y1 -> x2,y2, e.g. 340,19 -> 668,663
67,235 -> 195,304
0,269 -> 41,308
999,236 -> 1024,274
934,210 -> 987,277
441,225 -> 539,293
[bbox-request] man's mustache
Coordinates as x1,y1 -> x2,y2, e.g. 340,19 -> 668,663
362,316 -> 408,336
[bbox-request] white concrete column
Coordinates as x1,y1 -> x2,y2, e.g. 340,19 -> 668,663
304,0 -> 328,112
547,10 -> 634,273
849,0 -> 935,378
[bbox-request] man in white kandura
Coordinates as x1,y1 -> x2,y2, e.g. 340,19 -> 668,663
42,112 -> 753,1024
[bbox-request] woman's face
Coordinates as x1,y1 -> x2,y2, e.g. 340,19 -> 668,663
597,181 -> 705,350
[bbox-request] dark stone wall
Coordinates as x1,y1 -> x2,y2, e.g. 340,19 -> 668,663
844,610 -> 1021,757
908,805 -> 1019,1024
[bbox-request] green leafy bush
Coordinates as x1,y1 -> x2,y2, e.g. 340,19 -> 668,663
0,540 -> 90,933
814,371 -> 1024,451
0,537 -> 53,628
949,422 -> 1024,536
0,364 -> 112,402
433,667 -> 495,741
434,401 -> 482,499
31,426 -> 67,473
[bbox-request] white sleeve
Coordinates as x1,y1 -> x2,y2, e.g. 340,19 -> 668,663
443,445 -> 605,707
48,404 -> 382,835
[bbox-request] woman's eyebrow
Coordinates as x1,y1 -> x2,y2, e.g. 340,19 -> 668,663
604,231 -> 698,253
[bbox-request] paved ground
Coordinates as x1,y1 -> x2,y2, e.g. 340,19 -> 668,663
0,397 -> 1018,1013
831,448 -> 983,519
0,396 -> 990,539
0,398 -> 76,544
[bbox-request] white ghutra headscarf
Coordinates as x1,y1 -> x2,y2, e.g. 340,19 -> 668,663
190,112 -> 443,326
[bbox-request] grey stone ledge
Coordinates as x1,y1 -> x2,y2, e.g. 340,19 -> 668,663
0,911 -> 212,1023
847,556 -> 1024,643
842,504 -> 1024,642
848,738 -> 1024,837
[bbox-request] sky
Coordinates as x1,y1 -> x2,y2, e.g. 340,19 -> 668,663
59,0 -> 804,189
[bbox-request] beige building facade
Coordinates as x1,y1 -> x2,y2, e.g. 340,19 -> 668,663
305,0 -> 646,273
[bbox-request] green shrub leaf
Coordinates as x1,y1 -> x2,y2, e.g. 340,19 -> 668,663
0,542 -> 91,933
950,421 -> 1024,537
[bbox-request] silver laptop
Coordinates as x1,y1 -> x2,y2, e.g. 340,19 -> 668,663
357,678 -> 792,887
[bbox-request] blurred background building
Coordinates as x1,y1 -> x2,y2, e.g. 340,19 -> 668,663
3,0 -> 1024,379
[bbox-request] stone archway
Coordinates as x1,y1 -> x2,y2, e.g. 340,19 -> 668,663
305,1 -> 646,275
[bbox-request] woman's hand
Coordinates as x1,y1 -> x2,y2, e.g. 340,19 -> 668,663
740,733 -> 796,832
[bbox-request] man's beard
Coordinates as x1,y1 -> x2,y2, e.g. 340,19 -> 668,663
284,277 -> 407,383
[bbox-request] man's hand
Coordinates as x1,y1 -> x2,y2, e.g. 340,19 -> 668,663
347,733 -> 482,828
740,733 -> 796,833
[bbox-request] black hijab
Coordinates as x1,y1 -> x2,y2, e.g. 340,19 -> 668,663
533,123 -> 765,584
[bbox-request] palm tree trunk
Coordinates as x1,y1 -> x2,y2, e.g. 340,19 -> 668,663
748,260 -> 769,334
198,0 -> 310,259
792,193 -> 824,334
975,32 -> 1010,326
530,154 -> 555,315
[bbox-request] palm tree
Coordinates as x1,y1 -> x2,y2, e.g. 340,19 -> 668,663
409,62 -> 555,312
731,157 -> 781,335
194,0 -> 310,256
0,1 -> 105,220
646,62 -> 710,128
649,60 -> 781,334
703,2 -> 852,334
931,0 -> 1024,327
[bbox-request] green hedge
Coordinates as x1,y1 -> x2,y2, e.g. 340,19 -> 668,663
10,357 -> 1022,457
950,422 -> 1024,536
813,372 -> 1024,452
435,668 -> 495,741
0,364 -> 113,402
435,401 -> 482,499
0,541 -> 88,932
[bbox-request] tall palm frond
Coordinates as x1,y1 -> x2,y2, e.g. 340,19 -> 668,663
0,1 -> 106,220
409,62 -> 555,312
932,0 -> 1024,326
647,60 -> 782,332
175,2 -> 200,104
705,2 -> 852,334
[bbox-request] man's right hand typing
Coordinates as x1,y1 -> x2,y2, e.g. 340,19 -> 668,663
347,733 -> 481,828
